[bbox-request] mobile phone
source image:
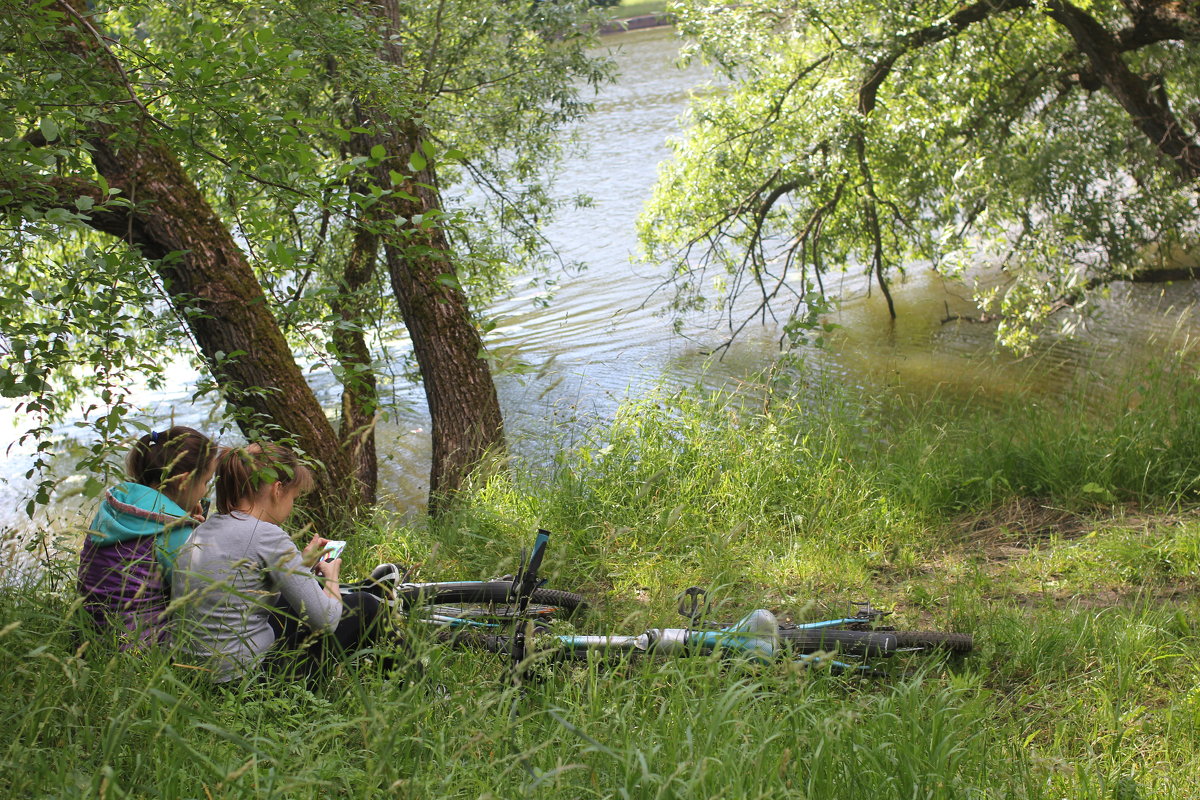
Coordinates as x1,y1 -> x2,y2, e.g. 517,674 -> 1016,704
322,540 -> 347,562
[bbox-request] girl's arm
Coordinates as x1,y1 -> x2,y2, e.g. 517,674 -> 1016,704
265,527 -> 342,633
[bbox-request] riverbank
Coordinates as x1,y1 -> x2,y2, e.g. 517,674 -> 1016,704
600,12 -> 675,35
4,361 -> 1200,796
601,0 -> 674,34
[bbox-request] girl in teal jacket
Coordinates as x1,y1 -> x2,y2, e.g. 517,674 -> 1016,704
77,426 -> 217,649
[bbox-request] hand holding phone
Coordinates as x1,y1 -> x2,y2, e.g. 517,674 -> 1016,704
322,540 -> 347,562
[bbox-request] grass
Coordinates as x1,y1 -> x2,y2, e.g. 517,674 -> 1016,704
614,0 -> 670,20
4,357 -> 1200,797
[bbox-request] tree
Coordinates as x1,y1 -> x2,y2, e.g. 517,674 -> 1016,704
270,0 -> 613,509
0,0 -> 611,518
641,0 -> 1200,351
1,0 -> 366,526
338,0 -> 609,510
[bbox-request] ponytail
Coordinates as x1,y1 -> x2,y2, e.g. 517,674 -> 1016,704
214,442 -> 315,514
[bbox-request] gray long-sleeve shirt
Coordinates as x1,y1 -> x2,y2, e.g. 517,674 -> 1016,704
172,512 -> 341,682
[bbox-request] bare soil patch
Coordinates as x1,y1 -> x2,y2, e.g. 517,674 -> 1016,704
951,497 -> 1095,556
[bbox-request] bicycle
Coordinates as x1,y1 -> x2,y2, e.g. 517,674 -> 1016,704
390,530 -> 973,675
440,593 -> 972,674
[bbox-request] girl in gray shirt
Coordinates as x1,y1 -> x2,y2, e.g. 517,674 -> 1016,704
173,443 -> 379,682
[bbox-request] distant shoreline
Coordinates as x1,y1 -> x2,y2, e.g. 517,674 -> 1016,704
599,13 -> 676,35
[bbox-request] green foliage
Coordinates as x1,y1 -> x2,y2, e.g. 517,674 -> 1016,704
642,0 -> 1200,350
0,0 -> 615,509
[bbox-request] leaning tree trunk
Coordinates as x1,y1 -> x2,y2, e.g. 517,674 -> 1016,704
39,0 -> 367,528
382,191 -> 506,513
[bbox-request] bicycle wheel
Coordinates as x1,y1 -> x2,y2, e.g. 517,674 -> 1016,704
778,627 -> 898,657
887,630 -> 973,653
396,581 -> 586,619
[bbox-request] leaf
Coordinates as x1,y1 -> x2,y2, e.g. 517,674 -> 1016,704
39,117 -> 59,142
370,144 -> 386,161
1081,482 -> 1117,503
0,378 -> 29,398
409,150 -> 427,172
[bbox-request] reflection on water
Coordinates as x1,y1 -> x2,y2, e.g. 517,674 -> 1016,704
4,26 -> 1200,535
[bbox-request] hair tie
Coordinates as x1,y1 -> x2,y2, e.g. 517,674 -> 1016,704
150,430 -> 160,445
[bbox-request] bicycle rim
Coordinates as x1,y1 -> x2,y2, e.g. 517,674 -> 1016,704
396,581 -> 586,621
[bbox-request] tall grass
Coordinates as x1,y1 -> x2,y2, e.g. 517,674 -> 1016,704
4,359 -> 1200,797
868,354 -> 1200,512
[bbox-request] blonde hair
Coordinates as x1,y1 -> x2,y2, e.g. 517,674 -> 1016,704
214,442 -> 315,514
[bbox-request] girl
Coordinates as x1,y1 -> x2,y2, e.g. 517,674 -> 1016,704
172,442 -> 382,683
78,426 -> 218,649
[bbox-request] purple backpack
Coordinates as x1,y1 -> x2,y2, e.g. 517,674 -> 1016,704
77,534 -> 169,649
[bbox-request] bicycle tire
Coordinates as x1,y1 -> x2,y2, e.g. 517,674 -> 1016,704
887,630 -> 973,653
777,627 -> 898,657
395,581 -> 586,616
423,602 -> 566,622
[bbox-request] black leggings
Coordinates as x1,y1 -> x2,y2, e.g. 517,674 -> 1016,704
266,591 -> 384,677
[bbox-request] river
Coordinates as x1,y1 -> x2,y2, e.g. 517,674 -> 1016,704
3,25 -> 1200,538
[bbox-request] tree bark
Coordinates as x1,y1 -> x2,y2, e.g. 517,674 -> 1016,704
329,222 -> 381,505
380,136 -> 506,512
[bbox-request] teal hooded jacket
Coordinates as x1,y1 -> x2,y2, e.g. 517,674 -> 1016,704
87,482 -> 201,581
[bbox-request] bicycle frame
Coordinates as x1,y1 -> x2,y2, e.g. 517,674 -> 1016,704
556,608 -> 780,663
380,536 -> 939,675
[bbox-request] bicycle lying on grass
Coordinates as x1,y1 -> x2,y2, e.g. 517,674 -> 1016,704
356,530 -> 972,676
437,593 -> 973,676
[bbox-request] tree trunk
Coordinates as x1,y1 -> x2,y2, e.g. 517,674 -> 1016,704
353,122 -> 505,514
382,188 -> 506,513
351,2 -> 507,515
329,220 -> 381,505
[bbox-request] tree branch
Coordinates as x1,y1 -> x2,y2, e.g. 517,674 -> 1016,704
859,0 -> 1033,115
55,0 -> 153,119
1046,0 -> 1200,182
0,175 -> 165,256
